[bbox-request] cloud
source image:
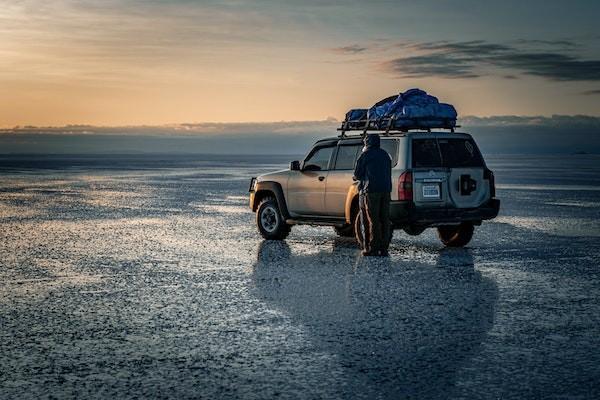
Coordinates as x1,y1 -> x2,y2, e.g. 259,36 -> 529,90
2,119 -> 340,137
1,116 -> 599,155
513,39 -> 578,48
382,54 -> 481,79
330,44 -> 368,54
0,0 -> 305,87
581,89 -> 600,95
7,115 -> 600,135
366,39 -> 600,81
494,52 -> 600,81
412,40 -> 512,55
459,114 -> 600,128
458,115 -> 600,154
0,120 -> 341,155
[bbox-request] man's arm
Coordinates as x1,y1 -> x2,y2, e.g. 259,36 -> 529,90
353,153 -> 366,181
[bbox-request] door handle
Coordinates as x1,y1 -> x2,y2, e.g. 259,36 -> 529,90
318,176 -> 325,181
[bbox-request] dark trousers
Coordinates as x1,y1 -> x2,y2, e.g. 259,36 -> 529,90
360,192 -> 391,253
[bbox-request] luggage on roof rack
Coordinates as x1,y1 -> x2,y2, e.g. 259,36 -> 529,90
344,108 -> 368,129
340,88 -> 458,134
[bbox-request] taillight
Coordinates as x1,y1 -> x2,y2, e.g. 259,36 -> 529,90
484,168 -> 495,197
398,171 -> 413,201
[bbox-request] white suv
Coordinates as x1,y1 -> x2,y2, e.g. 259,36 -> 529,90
249,131 -> 500,247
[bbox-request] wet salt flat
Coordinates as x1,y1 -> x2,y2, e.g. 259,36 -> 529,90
1,154 -> 599,399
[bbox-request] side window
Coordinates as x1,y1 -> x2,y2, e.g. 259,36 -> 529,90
303,146 -> 335,171
380,139 -> 399,167
334,145 -> 362,170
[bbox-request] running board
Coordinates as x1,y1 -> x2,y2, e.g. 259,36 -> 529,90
286,217 -> 346,227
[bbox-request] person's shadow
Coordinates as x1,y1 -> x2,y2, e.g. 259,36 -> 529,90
252,239 -> 498,399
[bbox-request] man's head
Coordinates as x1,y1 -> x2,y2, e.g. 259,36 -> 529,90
363,134 -> 380,149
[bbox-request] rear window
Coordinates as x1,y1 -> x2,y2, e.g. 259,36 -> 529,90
412,138 -> 484,168
412,139 -> 441,168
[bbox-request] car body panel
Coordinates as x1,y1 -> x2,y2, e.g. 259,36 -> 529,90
344,183 -> 360,224
412,169 -> 450,208
249,180 -> 291,219
256,169 -> 290,185
324,170 -> 354,217
287,170 -> 328,216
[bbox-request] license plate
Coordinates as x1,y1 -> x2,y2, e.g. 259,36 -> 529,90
422,184 -> 440,199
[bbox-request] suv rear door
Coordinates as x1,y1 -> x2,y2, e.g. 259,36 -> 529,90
324,141 -> 362,217
411,136 -> 488,209
324,138 -> 400,217
438,137 -> 488,208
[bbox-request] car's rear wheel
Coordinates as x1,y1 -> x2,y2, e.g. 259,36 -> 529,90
403,225 -> 426,236
333,224 -> 354,237
256,197 -> 290,240
437,223 -> 474,247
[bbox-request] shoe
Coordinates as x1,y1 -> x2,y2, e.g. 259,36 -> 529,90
362,250 -> 376,256
379,249 -> 390,257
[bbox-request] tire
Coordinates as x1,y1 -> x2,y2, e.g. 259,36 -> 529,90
333,224 -> 354,237
403,225 -> 425,236
256,197 -> 291,240
437,223 -> 474,247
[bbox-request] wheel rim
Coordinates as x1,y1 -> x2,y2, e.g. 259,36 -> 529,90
260,206 -> 279,233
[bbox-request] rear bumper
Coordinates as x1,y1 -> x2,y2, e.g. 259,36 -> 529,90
390,198 -> 500,227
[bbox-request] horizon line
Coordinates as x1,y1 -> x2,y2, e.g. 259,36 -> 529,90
3,113 -> 600,131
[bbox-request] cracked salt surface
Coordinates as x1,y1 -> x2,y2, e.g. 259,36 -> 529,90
0,154 -> 599,399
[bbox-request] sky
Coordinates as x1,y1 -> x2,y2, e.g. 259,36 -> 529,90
1,0 -> 600,128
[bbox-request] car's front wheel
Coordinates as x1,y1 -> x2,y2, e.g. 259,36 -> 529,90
256,197 -> 291,240
437,223 -> 474,247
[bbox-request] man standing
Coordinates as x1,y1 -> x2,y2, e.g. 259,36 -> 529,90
353,134 -> 392,256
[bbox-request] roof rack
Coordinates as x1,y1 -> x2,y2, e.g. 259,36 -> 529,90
337,116 -> 459,138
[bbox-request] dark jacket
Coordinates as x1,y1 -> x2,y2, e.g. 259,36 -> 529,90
353,134 -> 392,193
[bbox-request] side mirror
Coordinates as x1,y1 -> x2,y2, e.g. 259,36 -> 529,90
290,160 -> 301,171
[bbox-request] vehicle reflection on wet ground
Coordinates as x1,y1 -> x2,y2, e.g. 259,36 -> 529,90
0,154 -> 599,399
